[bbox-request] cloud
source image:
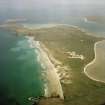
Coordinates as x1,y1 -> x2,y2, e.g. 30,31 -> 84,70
0,0 -> 105,13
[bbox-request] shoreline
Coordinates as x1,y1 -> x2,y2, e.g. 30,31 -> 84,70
26,36 -> 64,100
39,42 -> 64,99
84,40 -> 105,83
1,22 -> 101,38
23,23 -> 100,38
23,23 -> 83,31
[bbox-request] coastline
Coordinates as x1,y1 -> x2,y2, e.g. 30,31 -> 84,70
11,23 -> 105,84
84,40 -> 105,83
1,22 -> 99,37
22,23 -> 100,38
26,36 -> 64,100
22,23 -> 83,31
83,17 -> 96,24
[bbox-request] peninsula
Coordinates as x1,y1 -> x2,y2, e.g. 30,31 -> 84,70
3,23 -> 105,105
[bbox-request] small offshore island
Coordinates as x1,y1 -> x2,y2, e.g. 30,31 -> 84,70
2,22 -> 105,105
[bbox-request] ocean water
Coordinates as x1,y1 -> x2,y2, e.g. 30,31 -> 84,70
0,29 -> 44,105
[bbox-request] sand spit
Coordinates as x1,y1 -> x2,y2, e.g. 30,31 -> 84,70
26,36 -> 64,100
84,40 -> 105,83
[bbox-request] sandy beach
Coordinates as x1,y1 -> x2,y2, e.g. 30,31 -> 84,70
84,40 -> 105,83
26,36 -> 64,99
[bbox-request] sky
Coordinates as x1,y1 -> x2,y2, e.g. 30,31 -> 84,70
0,0 -> 105,17
0,0 -> 105,9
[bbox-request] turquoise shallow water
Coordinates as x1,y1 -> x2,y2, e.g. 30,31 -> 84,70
0,29 -> 44,105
